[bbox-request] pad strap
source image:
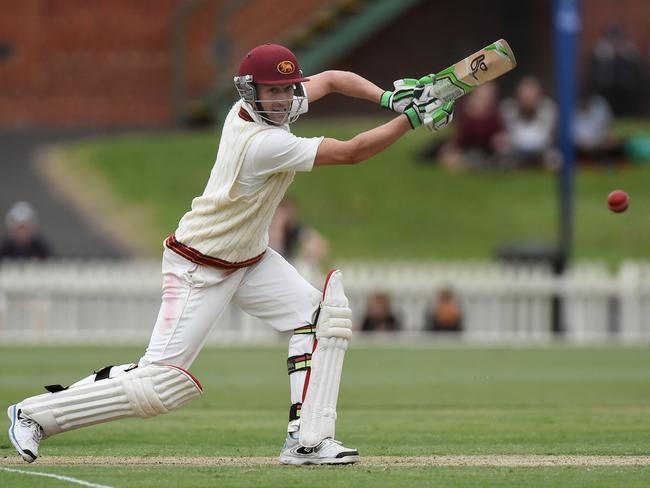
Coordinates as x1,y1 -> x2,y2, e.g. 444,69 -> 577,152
289,402 -> 302,421
287,354 -> 312,375
293,324 -> 316,335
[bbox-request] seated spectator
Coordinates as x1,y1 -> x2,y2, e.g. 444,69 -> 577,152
269,198 -> 329,285
269,197 -> 329,264
572,91 -> 624,164
438,83 -> 509,171
361,292 -> 400,332
0,201 -> 52,260
500,76 -> 560,170
425,288 -> 463,332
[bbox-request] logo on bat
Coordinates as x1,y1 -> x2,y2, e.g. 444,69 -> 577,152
469,54 -> 488,81
277,61 -> 295,75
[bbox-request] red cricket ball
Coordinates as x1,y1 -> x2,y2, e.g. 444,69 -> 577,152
607,190 -> 629,213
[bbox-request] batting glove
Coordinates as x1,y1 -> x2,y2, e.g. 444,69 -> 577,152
380,78 -> 419,114
404,81 -> 455,131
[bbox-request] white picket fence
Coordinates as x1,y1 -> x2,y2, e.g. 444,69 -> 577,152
1,259 -> 650,344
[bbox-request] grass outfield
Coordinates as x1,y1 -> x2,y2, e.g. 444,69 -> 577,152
1,345 -> 649,487
62,118 -> 650,265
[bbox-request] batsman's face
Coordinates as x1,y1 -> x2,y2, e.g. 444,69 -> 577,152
258,84 -> 295,124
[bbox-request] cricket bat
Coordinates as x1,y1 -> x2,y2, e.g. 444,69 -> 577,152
424,39 -> 517,102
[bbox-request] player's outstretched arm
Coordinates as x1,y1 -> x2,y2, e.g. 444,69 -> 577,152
314,92 -> 455,167
314,116 -> 411,167
305,71 -> 384,104
306,71 -> 419,115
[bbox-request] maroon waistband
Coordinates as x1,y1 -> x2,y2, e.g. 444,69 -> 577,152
165,234 -> 265,269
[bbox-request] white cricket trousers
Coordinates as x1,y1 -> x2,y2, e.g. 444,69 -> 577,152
139,248 -> 321,370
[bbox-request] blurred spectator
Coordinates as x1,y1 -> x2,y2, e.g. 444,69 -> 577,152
572,91 -> 624,164
361,292 -> 400,332
425,288 -> 463,332
269,198 -> 329,283
269,197 -> 328,261
588,23 -> 643,117
438,83 -> 509,171
647,41 -> 650,114
500,76 -> 559,170
0,201 -> 52,260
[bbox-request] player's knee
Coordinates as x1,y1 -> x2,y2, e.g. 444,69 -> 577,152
316,270 -> 353,340
124,364 -> 203,417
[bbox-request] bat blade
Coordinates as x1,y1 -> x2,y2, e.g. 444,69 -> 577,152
429,39 -> 517,102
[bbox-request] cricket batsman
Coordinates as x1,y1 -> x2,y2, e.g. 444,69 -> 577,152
7,43 -> 453,465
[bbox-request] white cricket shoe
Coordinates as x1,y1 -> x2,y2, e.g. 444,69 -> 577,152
279,430 -> 360,465
7,404 -> 44,463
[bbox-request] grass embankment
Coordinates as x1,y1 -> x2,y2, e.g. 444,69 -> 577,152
63,118 -> 650,264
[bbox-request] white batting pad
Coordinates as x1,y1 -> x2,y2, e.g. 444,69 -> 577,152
20,364 -> 202,437
300,270 -> 352,447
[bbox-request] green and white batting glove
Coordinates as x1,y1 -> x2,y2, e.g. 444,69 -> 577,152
379,78 -> 419,114
404,80 -> 455,131
404,97 -> 455,131
425,100 -> 454,131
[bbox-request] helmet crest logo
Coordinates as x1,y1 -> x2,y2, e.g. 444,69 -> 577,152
277,60 -> 295,75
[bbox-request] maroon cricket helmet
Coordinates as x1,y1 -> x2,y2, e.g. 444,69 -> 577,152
238,44 -> 309,85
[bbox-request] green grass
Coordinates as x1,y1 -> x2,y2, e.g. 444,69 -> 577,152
1,345 -> 649,486
3,465 -> 650,488
64,118 -> 650,264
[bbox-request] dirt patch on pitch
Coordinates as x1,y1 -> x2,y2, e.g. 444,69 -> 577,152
2,455 -> 650,467
369,455 -> 650,467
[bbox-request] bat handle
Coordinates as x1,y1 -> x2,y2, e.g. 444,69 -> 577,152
418,74 -> 467,103
429,79 -> 468,103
